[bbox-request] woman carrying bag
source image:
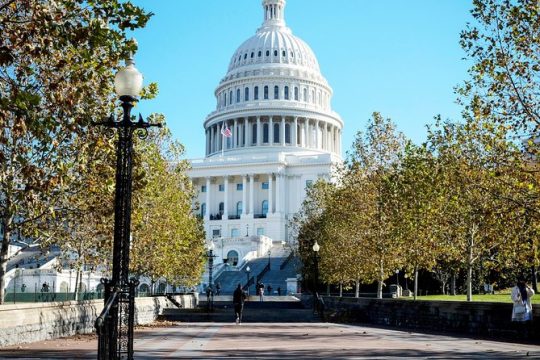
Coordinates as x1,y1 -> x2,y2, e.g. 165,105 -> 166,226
511,277 -> 534,322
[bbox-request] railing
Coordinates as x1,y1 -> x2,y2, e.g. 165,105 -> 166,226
95,287 -> 120,360
243,276 -> 255,291
280,251 -> 294,270
255,263 -> 270,284
228,215 -> 241,220
253,213 -> 267,219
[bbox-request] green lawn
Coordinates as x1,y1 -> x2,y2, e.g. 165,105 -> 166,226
402,293 -> 540,304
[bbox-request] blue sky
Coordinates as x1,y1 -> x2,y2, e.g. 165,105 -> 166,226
130,0 -> 473,159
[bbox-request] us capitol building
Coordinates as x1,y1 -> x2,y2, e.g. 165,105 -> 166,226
189,0 -> 343,280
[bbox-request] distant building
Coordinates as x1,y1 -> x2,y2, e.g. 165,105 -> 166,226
189,0 -> 344,272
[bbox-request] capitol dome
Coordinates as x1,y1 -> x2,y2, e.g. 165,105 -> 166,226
203,0 -> 343,158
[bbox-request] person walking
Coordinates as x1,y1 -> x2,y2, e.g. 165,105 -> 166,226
511,277 -> 534,322
233,283 -> 247,324
258,282 -> 265,302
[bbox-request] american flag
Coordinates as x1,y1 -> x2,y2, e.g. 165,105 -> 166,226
221,124 -> 232,138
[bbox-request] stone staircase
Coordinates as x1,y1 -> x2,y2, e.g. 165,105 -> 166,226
159,297 -> 317,323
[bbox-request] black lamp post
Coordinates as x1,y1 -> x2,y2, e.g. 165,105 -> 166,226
206,242 -> 216,311
312,240 -> 320,315
246,266 -> 251,296
94,52 -> 161,360
267,249 -> 271,269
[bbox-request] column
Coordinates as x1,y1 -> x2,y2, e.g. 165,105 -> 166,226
257,117 -> 261,146
218,122 -> 223,151
275,173 -> 281,214
205,177 -> 211,221
281,117 -> 286,146
268,174 -> 273,214
322,122 -> 327,150
223,176 -> 229,219
210,126 -> 214,153
293,117 -> 298,147
249,174 -> 255,216
245,118 -> 249,147
315,120 -> 320,149
233,119 -> 238,148
304,119 -> 309,148
242,175 -> 247,215
269,116 -> 273,145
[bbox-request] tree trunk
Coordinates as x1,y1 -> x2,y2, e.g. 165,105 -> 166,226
339,282 -> 343,297
532,265 -> 538,293
377,260 -> 384,299
355,279 -> 359,298
326,284 -> 330,296
0,223 -> 10,305
466,231 -> 474,302
74,269 -> 80,301
413,266 -> 418,301
450,271 -> 456,296
441,280 -> 447,295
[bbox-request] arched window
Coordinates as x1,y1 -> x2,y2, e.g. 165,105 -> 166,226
303,88 -> 307,102
263,123 -> 269,143
252,123 -> 257,144
254,86 -> 259,100
264,86 -> 269,100
236,89 -> 240,103
236,201 -> 243,216
250,52 -> 254,58
266,50 -> 270,56
201,203 -> 206,217
284,86 -> 289,100
273,123 -> 280,143
282,50 -> 286,57
244,87 -> 249,101
285,123 -> 291,143
258,51 -> 262,57
274,49 -> 278,56
224,93 -> 227,106
219,202 -> 224,216
294,87 -> 299,101
139,283 -> 149,294
274,85 -> 279,99
297,124 -> 301,145
244,53 -> 247,60
262,200 -> 269,215
311,90 -> 315,103
227,250 -> 239,266
229,91 -> 233,105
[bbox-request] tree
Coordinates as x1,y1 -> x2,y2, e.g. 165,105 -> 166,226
390,142 -> 444,299
0,0 -> 151,303
427,118 -> 527,300
130,122 -> 205,288
459,0 -> 540,133
343,112 -> 406,298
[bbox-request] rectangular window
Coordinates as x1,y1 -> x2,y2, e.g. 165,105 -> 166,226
236,183 -> 243,191
274,86 -> 279,99
261,182 -> 269,190
254,86 -> 259,100
212,229 -> 221,238
201,185 -> 207,193
231,228 -> 240,237
256,227 -> 265,236
219,184 -> 225,192
264,86 -> 269,100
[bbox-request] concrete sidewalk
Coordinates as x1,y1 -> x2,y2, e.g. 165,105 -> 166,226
1,322 -> 539,359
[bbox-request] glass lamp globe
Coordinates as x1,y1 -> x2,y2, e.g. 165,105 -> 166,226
114,58 -> 143,98
207,241 -> 215,251
246,266 -> 250,272
312,241 -> 320,252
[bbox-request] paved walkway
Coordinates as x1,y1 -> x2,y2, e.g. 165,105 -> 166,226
1,322 -> 539,359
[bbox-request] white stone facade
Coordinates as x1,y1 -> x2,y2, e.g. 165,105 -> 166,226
189,0 -> 343,267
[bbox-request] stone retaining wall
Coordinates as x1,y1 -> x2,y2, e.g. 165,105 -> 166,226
0,294 -> 197,347
322,296 -> 539,341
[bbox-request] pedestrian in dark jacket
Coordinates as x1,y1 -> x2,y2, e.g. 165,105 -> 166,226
233,283 -> 247,324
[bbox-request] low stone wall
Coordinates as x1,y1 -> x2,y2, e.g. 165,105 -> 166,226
322,296 -> 539,341
0,294 -> 197,347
